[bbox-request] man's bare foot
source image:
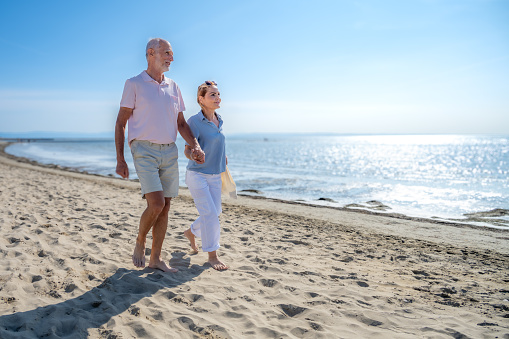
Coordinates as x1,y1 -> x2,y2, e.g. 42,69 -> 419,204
184,228 -> 199,254
148,260 -> 178,273
132,240 -> 146,268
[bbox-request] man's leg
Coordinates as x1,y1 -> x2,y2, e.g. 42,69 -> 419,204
148,196 -> 178,272
132,191 -> 165,268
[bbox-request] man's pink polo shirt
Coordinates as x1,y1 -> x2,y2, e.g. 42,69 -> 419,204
120,71 -> 186,146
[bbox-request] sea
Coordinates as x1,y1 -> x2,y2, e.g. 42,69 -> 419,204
5,134 -> 509,229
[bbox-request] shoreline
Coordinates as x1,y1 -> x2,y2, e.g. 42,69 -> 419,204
0,140 -> 508,338
1,140 -> 508,255
2,141 -> 508,232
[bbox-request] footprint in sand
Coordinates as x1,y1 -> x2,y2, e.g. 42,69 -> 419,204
279,304 -> 308,317
259,278 -> 279,288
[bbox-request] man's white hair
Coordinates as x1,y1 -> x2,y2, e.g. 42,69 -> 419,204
146,38 -> 167,58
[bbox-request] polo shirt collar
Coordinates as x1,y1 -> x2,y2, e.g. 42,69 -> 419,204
200,110 -> 222,120
199,110 -> 223,127
141,71 -> 169,85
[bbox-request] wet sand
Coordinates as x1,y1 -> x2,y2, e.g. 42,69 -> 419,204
0,142 -> 508,338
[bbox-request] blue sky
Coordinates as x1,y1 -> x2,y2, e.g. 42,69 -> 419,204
0,0 -> 508,136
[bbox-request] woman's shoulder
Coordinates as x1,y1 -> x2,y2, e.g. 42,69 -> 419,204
187,112 -> 205,125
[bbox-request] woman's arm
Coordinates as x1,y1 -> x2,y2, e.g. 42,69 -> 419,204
184,145 -> 194,161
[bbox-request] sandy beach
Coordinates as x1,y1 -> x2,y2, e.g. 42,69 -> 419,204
0,142 -> 508,339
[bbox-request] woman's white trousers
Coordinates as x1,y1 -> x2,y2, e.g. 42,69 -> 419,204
185,170 -> 222,252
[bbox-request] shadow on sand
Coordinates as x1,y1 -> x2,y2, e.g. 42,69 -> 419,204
0,252 -> 205,338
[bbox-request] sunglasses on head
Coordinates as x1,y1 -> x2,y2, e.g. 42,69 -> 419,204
205,80 -> 217,86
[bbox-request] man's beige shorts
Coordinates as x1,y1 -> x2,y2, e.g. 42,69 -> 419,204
130,140 -> 179,198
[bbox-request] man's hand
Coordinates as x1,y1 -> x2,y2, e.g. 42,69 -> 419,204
116,159 -> 129,179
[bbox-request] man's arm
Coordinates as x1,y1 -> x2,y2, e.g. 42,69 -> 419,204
177,112 -> 205,164
115,107 -> 133,178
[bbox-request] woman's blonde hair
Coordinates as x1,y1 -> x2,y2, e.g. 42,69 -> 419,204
197,81 -> 217,106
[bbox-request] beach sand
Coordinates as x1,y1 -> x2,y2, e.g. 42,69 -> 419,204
0,142 -> 508,338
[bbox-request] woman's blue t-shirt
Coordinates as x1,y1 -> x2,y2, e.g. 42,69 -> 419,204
186,111 -> 226,174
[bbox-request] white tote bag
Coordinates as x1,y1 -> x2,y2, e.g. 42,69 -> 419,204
221,166 -> 237,199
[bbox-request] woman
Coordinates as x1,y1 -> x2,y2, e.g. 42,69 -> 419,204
183,80 -> 229,271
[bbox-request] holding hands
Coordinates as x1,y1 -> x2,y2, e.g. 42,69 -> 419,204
185,143 -> 205,164
191,147 -> 205,164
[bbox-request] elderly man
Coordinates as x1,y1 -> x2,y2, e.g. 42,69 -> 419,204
115,38 -> 205,272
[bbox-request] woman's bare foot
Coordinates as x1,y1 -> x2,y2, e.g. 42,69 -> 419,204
132,239 -> 146,268
184,228 -> 199,254
148,260 -> 178,273
208,251 -> 228,271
